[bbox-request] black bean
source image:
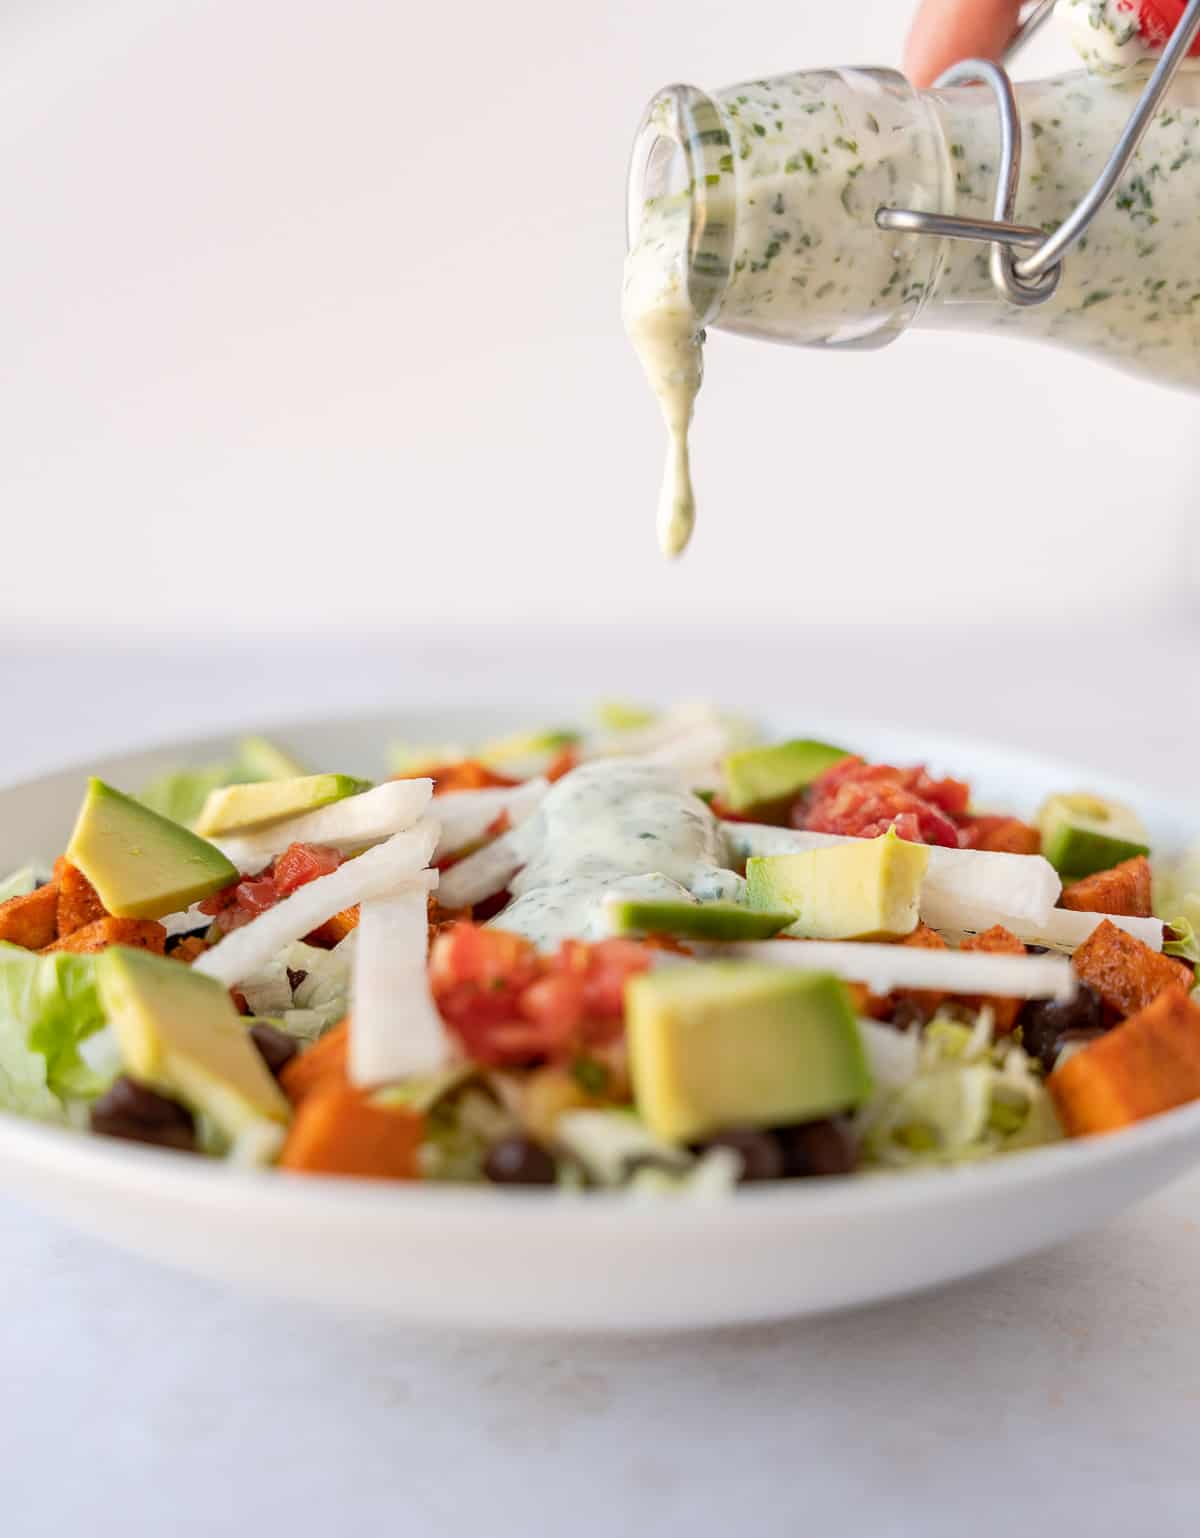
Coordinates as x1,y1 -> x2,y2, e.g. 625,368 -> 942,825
90,1076 -> 197,1152
286,968 -> 308,992
696,1128 -> 785,1182
889,999 -> 928,1033
249,1021 -> 300,1078
484,1135 -> 558,1186
776,1118 -> 858,1178
1019,983 -> 1106,1069
164,924 -> 211,956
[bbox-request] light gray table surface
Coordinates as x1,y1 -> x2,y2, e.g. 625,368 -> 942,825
2,620 -> 1199,1537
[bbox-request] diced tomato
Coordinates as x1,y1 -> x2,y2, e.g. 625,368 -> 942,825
796,758 -> 968,848
545,748 -> 579,783
428,923 -> 652,1068
274,842 -> 342,896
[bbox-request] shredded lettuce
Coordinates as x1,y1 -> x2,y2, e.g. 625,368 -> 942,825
1163,915 -> 1200,967
857,1007 -> 1060,1167
237,936 -> 354,1042
0,942 -> 113,1113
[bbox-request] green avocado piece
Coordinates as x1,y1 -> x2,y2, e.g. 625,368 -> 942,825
626,962 -> 870,1143
605,896 -> 794,942
67,779 -> 238,919
96,946 -> 289,1139
745,828 -> 929,941
194,773 -> 371,837
1037,792 -> 1150,879
722,738 -> 851,813
594,701 -> 657,732
235,736 -> 308,782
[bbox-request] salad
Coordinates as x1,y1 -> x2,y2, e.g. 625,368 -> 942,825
0,705 -> 1198,1194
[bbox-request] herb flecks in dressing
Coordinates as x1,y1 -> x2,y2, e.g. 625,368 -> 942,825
622,197 -> 704,559
492,760 -> 741,950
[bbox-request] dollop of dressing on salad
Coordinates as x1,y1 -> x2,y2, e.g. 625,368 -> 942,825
494,760 -> 742,949
622,197 -> 703,560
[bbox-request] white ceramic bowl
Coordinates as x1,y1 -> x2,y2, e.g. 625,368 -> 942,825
1,709 -> 1197,1333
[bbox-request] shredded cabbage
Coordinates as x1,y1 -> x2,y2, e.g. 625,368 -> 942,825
857,1007 -> 1061,1167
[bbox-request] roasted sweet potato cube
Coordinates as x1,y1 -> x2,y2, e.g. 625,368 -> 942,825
0,882 -> 60,950
304,904 -> 360,949
962,816 -> 1042,856
279,1083 -> 423,1178
41,917 -> 165,956
55,861 -> 108,936
1049,986 -> 1200,1135
1071,919 -> 1189,1019
960,924 -> 1026,1034
1060,856 -> 1153,919
168,936 -> 208,965
280,1018 -> 349,1105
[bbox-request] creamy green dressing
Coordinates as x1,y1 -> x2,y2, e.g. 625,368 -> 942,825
491,760 -> 743,949
625,63 -> 1200,546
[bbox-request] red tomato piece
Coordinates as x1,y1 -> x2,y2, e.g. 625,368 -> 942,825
1138,1 -> 1200,53
273,843 -> 342,897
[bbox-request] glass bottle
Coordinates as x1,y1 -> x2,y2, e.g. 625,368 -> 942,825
625,64 -> 1200,388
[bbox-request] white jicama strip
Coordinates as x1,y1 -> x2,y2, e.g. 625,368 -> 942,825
436,830 -> 524,910
350,887 -> 450,1086
724,940 -> 1077,1002
194,820 -> 440,987
727,824 -> 1061,925
920,892 -> 1165,955
433,777 -> 549,858
216,779 -> 434,875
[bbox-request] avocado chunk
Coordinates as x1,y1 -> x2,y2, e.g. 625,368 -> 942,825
194,773 -> 371,837
605,896 -> 794,942
745,828 -> 929,941
723,738 -> 850,814
626,962 -> 870,1142
1037,792 -> 1150,879
96,946 -> 289,1141
67,779 -> 238,919
236,736 -> 307,782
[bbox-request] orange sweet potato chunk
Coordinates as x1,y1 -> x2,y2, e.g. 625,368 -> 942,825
168,936 -> 208,965
961,924 -> 1026,1034
1071,919 -> 1190,1019
0,882 -> 60,950
280,1019 -> 350,1106
279,1083 -> 423,1178
41,917 -> 165,956
1049,986 -> 1200,1136
964,817 -> 1042,856
1060,856 -> 1153,919
55,861 -> 108,936
305,905 -> 360,949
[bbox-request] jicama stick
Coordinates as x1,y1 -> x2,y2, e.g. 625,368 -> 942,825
433,777 -> 548,858
436,831 -> 524,911
217,779 -> 433,874
724,939 -> 1077,1002
350,886 -> 450,1086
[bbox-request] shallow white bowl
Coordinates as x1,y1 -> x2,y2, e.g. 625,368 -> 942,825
0,709 -> 1197,1333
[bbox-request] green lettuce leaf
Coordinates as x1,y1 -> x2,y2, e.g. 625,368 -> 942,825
0,942 -> 109,1110
0,867 -> 37,904
1164,916 -> 1200,967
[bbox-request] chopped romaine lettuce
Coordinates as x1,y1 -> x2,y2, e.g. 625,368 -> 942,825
0,942 -> 112,1110
0,867 -> 38,904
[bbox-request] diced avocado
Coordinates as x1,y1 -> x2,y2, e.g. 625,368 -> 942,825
0,866 -> 38,903
605,896 -> 794,942
1037,792 -> 1150,879
745,828 -> 929,941
235,736 -> 307,782
194,773 -> 371,837
96,946 -> 289,1140
626,963 -> 870,1143
67,779 -> 237,919
723,738 -> 851,813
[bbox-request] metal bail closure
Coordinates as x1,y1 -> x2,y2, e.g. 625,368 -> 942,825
876,59 -> 1061,308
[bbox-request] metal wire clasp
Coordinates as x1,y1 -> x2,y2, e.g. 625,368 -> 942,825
876,0 -> 1200,306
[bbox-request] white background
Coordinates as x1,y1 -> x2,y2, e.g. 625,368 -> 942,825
1,0 -> 1197,642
